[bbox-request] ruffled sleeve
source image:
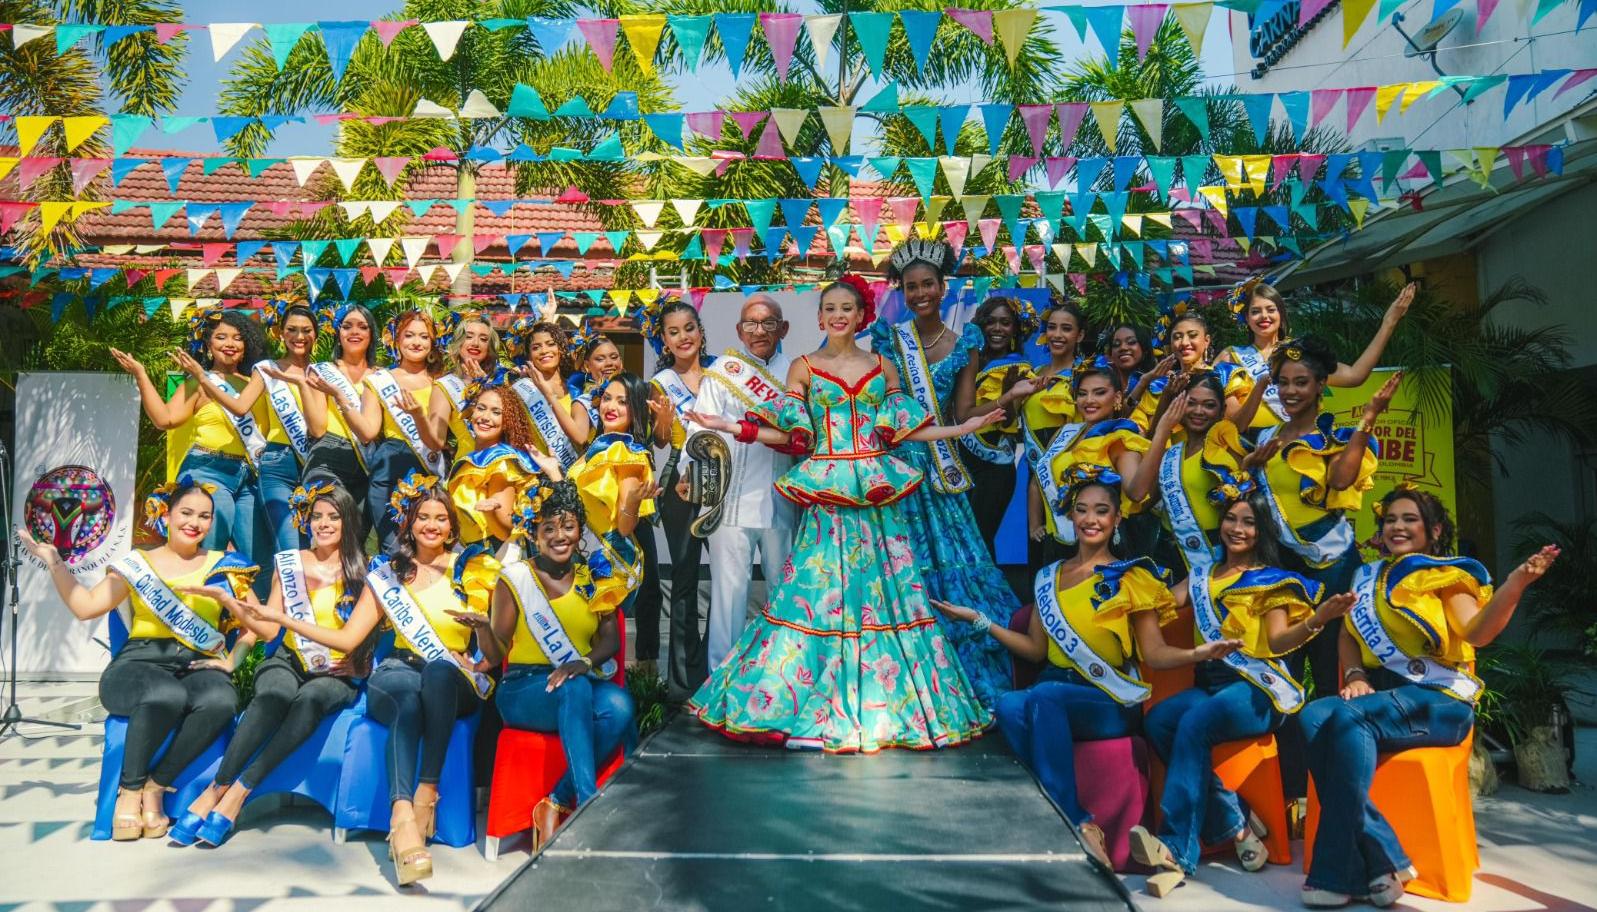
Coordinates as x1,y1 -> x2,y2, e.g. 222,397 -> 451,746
1217,567 -> 1323,658
751,392 -> 814,455
1283,413 -> 1379,512
452,546 -> 501,616
1031,371 -> 1077,422
1091,557 -> 1177,654
975,359 -> 1033,434
206,550 -> 260,598
568,562 -> 615,617
1211,361 -> 1253,400
1201,419 -> 1247,473
874,390 -> 933,447
1386,555 -> 1492,659
571,436 -> 657,529
1052,420 -> 1148,483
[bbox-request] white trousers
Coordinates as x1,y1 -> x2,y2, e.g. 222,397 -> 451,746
706,523 -> 794,670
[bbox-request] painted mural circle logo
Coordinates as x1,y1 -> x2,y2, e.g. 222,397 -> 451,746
24,465 -> 116,565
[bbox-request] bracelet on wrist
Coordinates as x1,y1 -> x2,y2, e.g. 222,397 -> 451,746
1304,615 -> 1324,634
1342,667 -> 1368,680
735,419 -> 759,444
970,612 -> 993,635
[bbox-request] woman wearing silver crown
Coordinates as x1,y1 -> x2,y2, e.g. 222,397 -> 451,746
867,239 -> 1019,710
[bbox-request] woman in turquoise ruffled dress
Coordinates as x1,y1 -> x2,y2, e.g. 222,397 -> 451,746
685,275 -> 1003,752
865,239 -> 1022,710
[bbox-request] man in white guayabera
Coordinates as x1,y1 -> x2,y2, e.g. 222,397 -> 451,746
683,294 -> 796,669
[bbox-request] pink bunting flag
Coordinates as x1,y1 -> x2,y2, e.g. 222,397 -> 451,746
1400,160 -> 1431,181
1296,153 -> 1326,182
1299,0 -> 1335,25
688,287 -> 708,310
556,187 -> 590,204
0,202 -> 35,235
1204,210 -> 1228,235
1269,155 -> 1296,191
434,234 -> 462,259
1475,0 -> 1500,34
201,243 -> 232,267
1056,103 -> 1089,149
365,116 -> 404,126
731,227 -> 754,259
1024,244 -> 1047,275
372,19 -> 417,46
472,234 -> 498,254
374,156 -> 409,185
703,228 -> 727,262
1002,246 -> 1022,273
947,8 -> 995,44
1309,89 -> 1341,127
359,266 -> 382,285
942,220 -> 969,257
1554,68 -> 1597,99
314,113 -> 353,125
1503,146 -> 1528,180
687,111 -> 725,139
760,13 -> 803,83
1528,145 -> 1551,178
854,197 -> 884,245
1126,5 -> 1169,61
888,197 -> 919,230
1343,86 -> 1376,132
70,158 -> 108,195
384,267 -> 411,286
16,157 -> 61,190
977,217 -> 1001,251
1175,209 -> 1204,230
729,110 -> 769,138
1008,156 -> 1039,181
1044,156 -> 1077,188
1018,104 -> 1052,156
154,23 -> 188,44
1069,273 -> 1087,294
754,119 -> 785,159
300,201 -> 331,217
577,18 -> 620,72
1189,238 -> 1212,259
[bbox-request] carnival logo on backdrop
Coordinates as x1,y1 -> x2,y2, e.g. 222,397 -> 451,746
24,465 -> 115,564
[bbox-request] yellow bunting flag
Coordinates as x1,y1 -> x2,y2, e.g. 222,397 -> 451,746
1122,214 -> 1144,236
1146,211 -> 1173,229
635,288 -> 661,306
1075,243 -> 1098,268
924,195 -> 951,225
818,106 -> 855,154
1197,185 -> 1229,215
673,157 -> 719,176
993,8 -> 1038,66
16,116 -> 57,157
1129,99 -> 1164,152
37,201 -> 74,233
1400,81 -> 1439,113
882,223 -> 908,245
1342,0 -> 1376,46
608,289 -> 634,314
1374,83 -> 1405,123
940,156 -> 971,198
961,194 -> 991,226
1242,155 -> 1271,195
1089,101 -> 1122,153
1213,154 -> 1245,189
1472,147 -> 1499,186
1349,197 -> 1370,228
0,158 -> 17,181
771,108 -> 809,145
62,116 -> 107,153
620,15 -> 666,73
1173,3 -> 1212,56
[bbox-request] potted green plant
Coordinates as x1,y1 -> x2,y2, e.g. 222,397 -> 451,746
1480,644 -> 1583,793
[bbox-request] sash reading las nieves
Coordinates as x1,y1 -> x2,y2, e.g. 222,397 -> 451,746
501,561 -> 618,678
1190,564 -> 1305,713
1254,425 -> 1356,568
275,550 -> 334,673
511,376 -> 579,469
368,368 -> 448,476
1029,421 -> 1086,545
1032,564 -> 1150,705
1159,442 -> 1217,571
204,371 -> 268,467
367,559 -> 493,699
1349,561 -> 1482,704
255,360 -> 311,460
111,552 -> 227,657
1233,346 -> 1288,422
893,322 -> 972,494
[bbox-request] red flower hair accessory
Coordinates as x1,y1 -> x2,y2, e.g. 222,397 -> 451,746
835,273 -> 877,327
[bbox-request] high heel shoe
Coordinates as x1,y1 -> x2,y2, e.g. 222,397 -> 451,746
387,813 -> 433,886
168,811 -> 207,846
141,808 -> 170,840
1234,811 -> 1269,873
413,794 -> 438,843
112,790 -> 143,842
196,811 -> 236,847
1128,825 -> 1185,897
531,797 -> 571,853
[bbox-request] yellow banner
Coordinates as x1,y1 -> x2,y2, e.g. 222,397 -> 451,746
1323,366 -> 1455,548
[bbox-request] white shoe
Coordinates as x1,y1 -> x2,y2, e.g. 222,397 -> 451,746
1301,886 -> 1351,908
1234,811 -> 1269,872
1368,867 -> 1417,907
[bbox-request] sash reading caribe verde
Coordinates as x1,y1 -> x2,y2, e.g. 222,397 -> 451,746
366,559 -> 493,698
1189,564 -> 1304,712
501,561 -> 618,678
1253,425 -> 1356,568
703,350 -> 784,411
1232,347 -> 1288,422
111,552 -> 227,656
367,368 -> 448,476
275,550 -> 334,672
204,371 -> 269,467
254,360 -> 311,460
1348,561 -> 1482,704
1032,563 -> 1150,705
893,323 -> 971,494
1158,442 -> 1217,570
511,377 -> 579,469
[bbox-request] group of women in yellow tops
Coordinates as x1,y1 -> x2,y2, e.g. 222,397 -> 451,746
16,236 -> 1558,907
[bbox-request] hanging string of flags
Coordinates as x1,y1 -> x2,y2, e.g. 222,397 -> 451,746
4,66 -> 1591,164
5,0 -> 1587,80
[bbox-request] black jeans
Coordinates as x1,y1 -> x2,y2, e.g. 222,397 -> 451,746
366,654 -> 481,802
962,445 -> 1016,564
214,653 -> 357,790
301,435 -> 370,539
633,517 -> 663,662
100,638 -> 237,791
365,438 -> 424,556
658,484 -> 707,699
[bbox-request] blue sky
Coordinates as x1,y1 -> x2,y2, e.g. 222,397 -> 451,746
172,1 -> 1235,156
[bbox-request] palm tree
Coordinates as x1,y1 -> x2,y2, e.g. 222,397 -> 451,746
0,0 -> 188,264
218,0 -> 673,299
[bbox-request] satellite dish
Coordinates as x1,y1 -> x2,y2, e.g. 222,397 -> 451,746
1405,9 -> 1464,56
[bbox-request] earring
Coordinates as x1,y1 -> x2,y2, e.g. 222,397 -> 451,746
1112,526 -> 1122,546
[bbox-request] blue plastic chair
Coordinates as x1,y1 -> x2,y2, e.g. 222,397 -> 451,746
241,692 -> 366,821
331,711 -> 480,848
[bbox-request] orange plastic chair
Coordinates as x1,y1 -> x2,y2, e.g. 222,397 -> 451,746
1141,605 -> 1195,713
1304,735 -> 1478,902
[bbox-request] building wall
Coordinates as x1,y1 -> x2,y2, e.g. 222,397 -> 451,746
1229,0 -> 1595,151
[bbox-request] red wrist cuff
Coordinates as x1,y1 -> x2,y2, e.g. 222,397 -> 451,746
735,420 -> 759,444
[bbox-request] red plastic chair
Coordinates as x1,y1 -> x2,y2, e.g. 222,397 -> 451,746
484,612 -> 630,860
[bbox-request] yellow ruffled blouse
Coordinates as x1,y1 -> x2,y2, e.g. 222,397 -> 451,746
971,357 -> 1035,444
1349,555 -> 1492,670
1259,413 -> 1380,530
448,443 -> 541,545
569,434 -> 657,536
1045,559 -> 1177,672
1047,419 -> 1151,521
1205,567 -> 1320,659
392,551 -> 499,655
1021,369 -> 1078,435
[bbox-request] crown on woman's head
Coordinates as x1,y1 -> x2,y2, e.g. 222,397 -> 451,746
887,238 -> 955,280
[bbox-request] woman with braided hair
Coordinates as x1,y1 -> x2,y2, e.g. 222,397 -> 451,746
865,239 -> 1019,711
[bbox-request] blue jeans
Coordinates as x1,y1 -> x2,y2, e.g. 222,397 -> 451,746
497,666 -> 636,807
366,656 -> 481,803
995,666 -> 1140,824
1279,543 -> 1364,797
256,442 -> 302,554
179,451 -> 259,565
365,438 -> 423,556
1300,684 -> 1474,895
1145,677 -> 1285,872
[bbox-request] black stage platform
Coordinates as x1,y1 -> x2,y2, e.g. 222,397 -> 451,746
479,715 -> 1133,911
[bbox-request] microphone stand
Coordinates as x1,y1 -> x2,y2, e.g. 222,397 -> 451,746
0,443 -> 81,738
